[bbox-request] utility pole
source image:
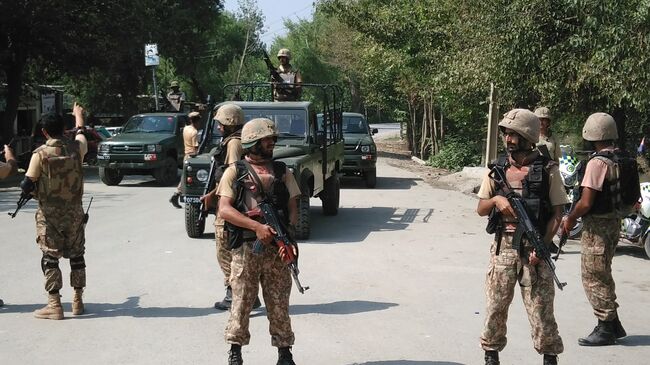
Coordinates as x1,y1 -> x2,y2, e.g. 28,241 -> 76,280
484,83 -> 499,167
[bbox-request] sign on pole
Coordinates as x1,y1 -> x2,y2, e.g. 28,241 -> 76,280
144,44 -> 160,66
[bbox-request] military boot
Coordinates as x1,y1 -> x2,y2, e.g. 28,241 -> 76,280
277,347 -> 296,365
72,288 -> 84,315
169,192 -> 181,209
613,316 -> 627,338
34,293 -> 64,320
215,286 -> 233,310
543,354 -> 558,365
484,350 -> 499,365
578,320 -> 616,346
228,344 -> 243,365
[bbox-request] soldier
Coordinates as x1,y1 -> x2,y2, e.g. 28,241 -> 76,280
0,143 -> 18,307
563,113 -> 627,346
534,107 -> 562,161
217,118 -> 300,365
167,81 -> 186,111
273,48 -> 303,102
477,109 -> 565,365
22,103 -> 88,320
170,111 -> 202,208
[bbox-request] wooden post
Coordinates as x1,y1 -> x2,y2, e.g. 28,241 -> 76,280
484,83 -> 499,167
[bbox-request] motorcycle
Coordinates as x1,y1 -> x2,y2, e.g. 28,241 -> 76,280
557,145 -> 583,239
620,182 -> 650,259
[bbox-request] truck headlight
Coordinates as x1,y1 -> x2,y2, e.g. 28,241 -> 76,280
361,145 -> 371,153
99,144 -> 110,153
196,169 -> 209,182
146,144 -> 161,152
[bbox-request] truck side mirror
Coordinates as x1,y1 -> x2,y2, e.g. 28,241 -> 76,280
372,128 -> 378,135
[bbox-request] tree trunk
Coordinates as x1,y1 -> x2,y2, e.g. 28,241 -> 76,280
189,74 -> 206,103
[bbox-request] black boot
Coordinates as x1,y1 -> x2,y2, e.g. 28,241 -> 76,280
169,192 -> 181,209
228,344 -> 243,365
578,320 -> 616,346
613,316 -> 627,338
543,354 -> 558,365
214,286 -> 232,310
484,350 -> 499,365
277,347 -> 296,365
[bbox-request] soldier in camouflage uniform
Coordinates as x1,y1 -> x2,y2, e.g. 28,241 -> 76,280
217,118 -> 300,365
1,143 -> 18,307
563,113 -> 627,346
273,48 -> 302,102
166,81 -> 186,111
22,103 -> 88,320
476,109 -> 566,365
170,111 -> 202,208
534,107 -> 561,162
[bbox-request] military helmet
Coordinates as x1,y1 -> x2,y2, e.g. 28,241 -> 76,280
498,108 -> 540,144
214,104 -> 244,126
277,48 -> 292,60
170,81 -> 179,88
582,112 -> 618,141
534,107 -> 552,120
241,118 -> 278,149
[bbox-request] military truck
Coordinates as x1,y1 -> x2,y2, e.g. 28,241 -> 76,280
96,112 -> 188,186
181,83 -> 344,239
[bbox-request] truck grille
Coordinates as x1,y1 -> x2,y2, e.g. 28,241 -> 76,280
112,145 -> 143,153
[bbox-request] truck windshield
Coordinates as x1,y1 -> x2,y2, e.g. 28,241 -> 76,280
243,109 -> 307,137
122,116 -> 176,133
342,116 -> 368,134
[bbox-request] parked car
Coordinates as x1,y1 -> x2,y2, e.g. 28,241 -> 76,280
63,127 -> 105,165
96,112 -> 187,186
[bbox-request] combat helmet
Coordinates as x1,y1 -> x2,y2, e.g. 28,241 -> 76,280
214,104 -> 244,126
277,48 -> 292,60
170,81 -> 179,88
582,112 -> 618,141
498,109 -> 540,144
534,107 -> 552,120
241,118 -> 278,149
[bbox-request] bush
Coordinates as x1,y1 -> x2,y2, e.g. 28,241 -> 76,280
428,135 -> 481,172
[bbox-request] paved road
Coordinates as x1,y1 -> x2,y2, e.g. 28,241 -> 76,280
1,160 -> 649,364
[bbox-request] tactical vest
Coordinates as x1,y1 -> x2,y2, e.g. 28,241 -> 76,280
274,66 -> 299,101
224,160 -> 290,249
34,139 -> 84,207
218,132 -> 242,165
577,150 -> 625,215
493,154 -> 553,234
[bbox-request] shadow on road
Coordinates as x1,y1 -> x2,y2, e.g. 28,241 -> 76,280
619,335 -> 650,346
309,207 -> 434,243
351,360 -> 464,365
341,176 -> 421,190
0,296 -> 215,318
289,300 -> 397,316
615,245 -> 649,260
0,189 -> 128,216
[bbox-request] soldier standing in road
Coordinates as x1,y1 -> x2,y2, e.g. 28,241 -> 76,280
273,48 -> 303,102
198,103 -> 260,311
22,103 -> 88,320
534,107 -> 562,161
563,113 -> 627,346
170,111 -> 202,208
1,143 -> 19,307
167,81 -> 186,111
217,118 -> 300,365
476,109 -> 566,365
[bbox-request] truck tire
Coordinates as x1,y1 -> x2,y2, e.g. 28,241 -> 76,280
154,157 -> 178,186
321,175 -> 340,216
365,169 -> 377,188
99,167 -> 123,186
185,203 -> 205,238
295,194 -> 310,240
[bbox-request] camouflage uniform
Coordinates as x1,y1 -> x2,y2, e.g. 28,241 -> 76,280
581,216 -> 620,321
480,235 -> 564,355
27,138 -> 86,293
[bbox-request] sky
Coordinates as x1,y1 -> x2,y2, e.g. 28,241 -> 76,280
223,0 -> 315,45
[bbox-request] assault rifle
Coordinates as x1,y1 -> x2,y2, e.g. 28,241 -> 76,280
8,191 -> 32,218
197,155 -> 220,227
253,201 -> 309,294
489,165 -> 567,290
262,49 -> 285,84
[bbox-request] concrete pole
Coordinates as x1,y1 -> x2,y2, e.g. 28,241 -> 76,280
484,83 -> 499,167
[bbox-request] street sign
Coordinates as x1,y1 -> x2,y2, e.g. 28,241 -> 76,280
145,44 -> 160,66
